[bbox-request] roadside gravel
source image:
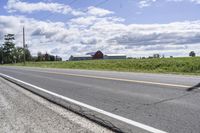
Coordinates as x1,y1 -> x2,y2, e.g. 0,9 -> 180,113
0,77 -> 112,133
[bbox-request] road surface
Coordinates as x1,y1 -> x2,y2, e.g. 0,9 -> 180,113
1,66 -> 200,133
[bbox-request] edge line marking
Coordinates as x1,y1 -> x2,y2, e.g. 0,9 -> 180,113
0,73 -> 167,133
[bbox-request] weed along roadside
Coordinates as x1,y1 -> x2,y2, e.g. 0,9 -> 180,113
4,57 -> 200,75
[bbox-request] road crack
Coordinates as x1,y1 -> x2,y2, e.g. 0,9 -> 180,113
135,91 -> 197,110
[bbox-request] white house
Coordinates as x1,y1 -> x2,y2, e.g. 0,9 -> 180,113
69,55 -> 92,61
103,54 -> 126,59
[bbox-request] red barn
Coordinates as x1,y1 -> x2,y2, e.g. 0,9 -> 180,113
86,50 -> 104,59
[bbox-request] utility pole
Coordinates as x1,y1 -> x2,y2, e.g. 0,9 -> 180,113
1,45 -> 3,64
23,26 -> 26,65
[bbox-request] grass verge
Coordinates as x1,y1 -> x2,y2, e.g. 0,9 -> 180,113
4,57 -> 200,75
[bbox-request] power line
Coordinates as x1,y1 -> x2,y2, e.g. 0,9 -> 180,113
38,0 -> 109,45
65,0 -> 110,21
93,0 -> 109,7
38,0 -> 110,46
36,0 -> 109,52
41,0 -> 79,21
68,0 -> 79,5
45,0 -> 109,21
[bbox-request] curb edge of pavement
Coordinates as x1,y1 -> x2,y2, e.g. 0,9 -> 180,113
0,73 -> 167,133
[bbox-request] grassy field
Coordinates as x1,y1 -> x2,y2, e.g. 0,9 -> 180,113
5,57 -> 200,75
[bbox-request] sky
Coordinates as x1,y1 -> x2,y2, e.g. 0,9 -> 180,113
0,0 -> 200,60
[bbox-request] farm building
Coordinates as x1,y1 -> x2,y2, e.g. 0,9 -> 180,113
69,55 -> 92,61
39,53 -> 62,61
86,50 -> 104,59
69,50 -> 104,61
69,50 -> 126,61
104,54 -> 126,59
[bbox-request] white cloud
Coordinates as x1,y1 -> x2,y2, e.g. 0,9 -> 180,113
5,0 -> 83,16
5,0 -> 114,17
87,6 -> 114,16
139,0 -> 200,8
191,0 -> 200,4
167,0 -> 200,3
69,16 -> 98,27
1,12 -> 200,59
138,0 -> 157,8
2,0 -> 200,60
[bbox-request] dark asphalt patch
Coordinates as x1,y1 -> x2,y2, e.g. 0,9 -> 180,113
187,83 -> 200,91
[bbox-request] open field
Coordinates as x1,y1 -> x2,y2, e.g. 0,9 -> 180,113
4,57 -> 200,75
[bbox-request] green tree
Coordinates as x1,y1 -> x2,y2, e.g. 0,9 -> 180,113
1,34 -> 32,64
13,47 -> 24,63
37,51 -> 42,61
3,34 -> 15,63
189,51 -> 196,57
0,46 -> 3,64
25,48 -> 32,61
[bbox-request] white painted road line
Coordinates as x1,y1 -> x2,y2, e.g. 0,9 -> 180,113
19,68 -> 190,88
0,73 -> 167,133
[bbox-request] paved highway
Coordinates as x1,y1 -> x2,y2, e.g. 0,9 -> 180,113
1,66 -> 200,133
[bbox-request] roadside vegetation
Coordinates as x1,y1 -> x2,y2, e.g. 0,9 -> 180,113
0,34 -> 62,64
1,34 -> 199,75
0,34 -> 31,64
5,57 -> 200,75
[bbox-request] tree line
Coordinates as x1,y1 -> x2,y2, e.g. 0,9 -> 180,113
0,34 -> 62,64
1,34 -> 196,64
0,34 -> 31,64
34,52 -> 62,62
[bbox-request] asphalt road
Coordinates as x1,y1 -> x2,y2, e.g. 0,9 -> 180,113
1,66 -> 200,133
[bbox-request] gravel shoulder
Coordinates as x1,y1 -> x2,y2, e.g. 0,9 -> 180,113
0,77 -> 112,133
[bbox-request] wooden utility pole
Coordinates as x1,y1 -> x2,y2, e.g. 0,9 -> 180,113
23,26 -> 26,65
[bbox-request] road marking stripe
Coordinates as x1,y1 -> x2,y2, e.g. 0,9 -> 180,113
21,68 -> 190,88
0,73 -> 167,133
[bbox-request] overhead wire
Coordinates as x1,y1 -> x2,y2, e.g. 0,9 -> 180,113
41,0 -> 80,21
39,0 -> 110,44
68,0 -> 79,5
65,0 -> 110,21
48,0 -> 110,21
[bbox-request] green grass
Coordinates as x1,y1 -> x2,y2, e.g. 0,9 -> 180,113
4,57 -> 200,75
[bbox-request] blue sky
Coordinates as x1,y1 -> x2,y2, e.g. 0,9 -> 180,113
1,0 -> 200,24
0,0 -> 200,59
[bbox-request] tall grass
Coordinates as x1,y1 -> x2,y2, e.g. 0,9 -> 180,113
7,57 -> 200,75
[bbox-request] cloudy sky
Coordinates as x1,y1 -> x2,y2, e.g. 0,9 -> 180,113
0,0 -> 200,59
